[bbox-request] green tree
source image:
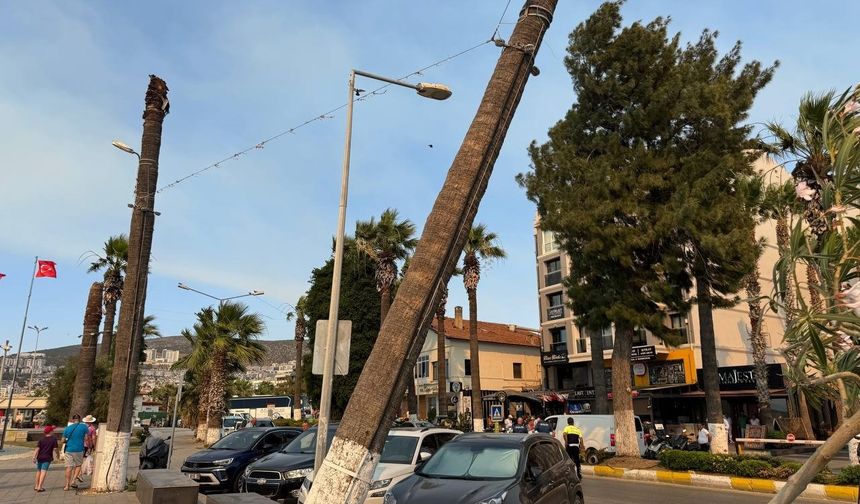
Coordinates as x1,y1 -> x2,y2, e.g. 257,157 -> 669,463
46,357 -> 112,425
229,378 -> 254,397
87,234 -> 128,360
302,246 -> 381,419
150,383 -> 178,423
255,381 -> 276,395
70,282 -> 103,417
286,295 -> 309,417
462,224 -> 506,431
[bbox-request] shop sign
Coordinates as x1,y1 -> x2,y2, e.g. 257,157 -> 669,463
649,360 -> 687,385
417,383 -> 437,395
541,350 -> 569,365
632,363 -> 647,376
568,387 -> 595,400
696,364 -> 784,391
631,345 -> 656,362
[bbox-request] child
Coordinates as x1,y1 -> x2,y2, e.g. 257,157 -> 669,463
33,425 -> 59,492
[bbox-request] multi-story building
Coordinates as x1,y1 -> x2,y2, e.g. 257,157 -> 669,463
413,307 -> 542,421
143,348 -> 180,365
532,155 -> 797,431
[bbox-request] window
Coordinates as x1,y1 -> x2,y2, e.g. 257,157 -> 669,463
549,327 -> 567,353
513,363 -> 523,379
464,359 -> 471,376
576,332 -> 588,354
669,313 -> 688,341
632,327 -> 648,346
380,436 -> 420,464
546,292 -> 564,320
432,360 -> 448,381
415,355 -> 430,378
601,326 -> 614,350
541,230 -> 559,254
544,258 -> 562,286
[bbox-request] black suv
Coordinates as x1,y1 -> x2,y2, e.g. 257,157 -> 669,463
181,427 -> 301,493
243,424 -> 337,503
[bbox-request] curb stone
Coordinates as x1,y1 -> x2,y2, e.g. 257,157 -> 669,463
582,465 -> 859,502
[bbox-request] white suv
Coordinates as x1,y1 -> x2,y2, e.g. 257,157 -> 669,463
297,426 -> 461,503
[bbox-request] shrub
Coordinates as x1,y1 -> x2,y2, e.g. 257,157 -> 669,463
767,430 -> 787,439
273,417 -> 316,427
737,459 -> 772,478
813,468 -> 837,485
837,464 -> 860,485
763,462 -> 802,480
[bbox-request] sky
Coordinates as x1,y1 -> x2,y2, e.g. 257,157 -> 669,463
1,1 -> 857,353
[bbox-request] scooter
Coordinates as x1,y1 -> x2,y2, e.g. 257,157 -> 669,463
139,432 -> 171,469
669,429 -> 697,451
644,430 -> 673,459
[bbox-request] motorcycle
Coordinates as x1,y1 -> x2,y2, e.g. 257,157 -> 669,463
669,429 -> 698,451
643,428 -> 672,459
139,432 -> 171,469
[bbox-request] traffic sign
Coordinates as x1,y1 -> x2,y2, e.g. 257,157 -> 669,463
450,381 -> 462,393
496,391 -> 507,403
787,433 -> 796,442
490,404 -> 503,421
450,395 -> 459,405
311,320 -> 352,375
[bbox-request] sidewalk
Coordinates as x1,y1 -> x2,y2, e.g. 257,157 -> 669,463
0,427 -> 202,504
584,463 -> 859,502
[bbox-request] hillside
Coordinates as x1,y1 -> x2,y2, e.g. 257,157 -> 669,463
31,336 -> 302,367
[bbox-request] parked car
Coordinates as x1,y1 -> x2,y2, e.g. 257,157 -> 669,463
181,427 -> 301,493
544,414 -> 646,463
297,427 -> 461,503
243,424 -> 338,503
221,414 -> 247,438
392,419 -> 435,428
384,432 -> 584,504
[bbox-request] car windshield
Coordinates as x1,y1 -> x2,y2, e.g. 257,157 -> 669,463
379,436 -> 419,464
282,429 -> 335,454
210,430 -> 262,450
418,444 -> 520,480
222,418 -> 242,428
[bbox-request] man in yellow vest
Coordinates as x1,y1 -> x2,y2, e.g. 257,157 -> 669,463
563,417 -> 584,478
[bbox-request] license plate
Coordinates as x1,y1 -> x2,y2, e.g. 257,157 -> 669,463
188,473 -> 200,480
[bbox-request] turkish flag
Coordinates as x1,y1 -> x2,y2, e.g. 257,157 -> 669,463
35,260 -> 57,278
0,273 -> 5,280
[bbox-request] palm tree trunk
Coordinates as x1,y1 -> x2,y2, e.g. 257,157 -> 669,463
70,282 -> 103,417
206,352 -> 227,445
806,263 -> 824,313
305,4 -> 557,501
293,337 -> 304,419
468,288 -> 483,432
588,327 -> 609,415
94,75 -> 168,492
744,260 -> 773,429
436,308 -> 447,421
612,326 -> 639,457
197,372 -> 210,442
99,295 -> 117,361
696,274 -> 728,453
380,285 -> 392,324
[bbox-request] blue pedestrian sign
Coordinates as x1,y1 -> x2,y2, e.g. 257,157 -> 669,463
490,404 -> 503,422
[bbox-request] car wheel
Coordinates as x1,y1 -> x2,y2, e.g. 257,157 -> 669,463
586,449 -> 600,465
233,475 -> 244,493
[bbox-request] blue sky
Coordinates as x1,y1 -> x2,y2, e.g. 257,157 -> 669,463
1,1 -> 857,353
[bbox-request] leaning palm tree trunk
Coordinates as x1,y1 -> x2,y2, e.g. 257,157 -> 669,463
70,282 -> 104,416
744,261 -> 773,429
293,334 -> 304,419
93,75 -> 168,492
305,3 -> 557,502
99,292 -> 118,360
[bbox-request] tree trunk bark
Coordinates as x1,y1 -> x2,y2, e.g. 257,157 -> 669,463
294,336 -> 304,419
745,260 -> 773,429
99,293 -> 117,361
588,327 -> 608,415
94,75 -> 168,492
696,275 -> 728,453
806,263 -> 824,313
380,286 -> 391,326
612,326 -> 639,457
468,288 -> 483,432
70,282 -> 104,417
436,312 -> 448,420
768,408 -> 860,504
305,4 -> 557,502
206,352 -> 227,445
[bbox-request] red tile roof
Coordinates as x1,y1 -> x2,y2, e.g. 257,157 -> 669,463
431,317 -> 540,348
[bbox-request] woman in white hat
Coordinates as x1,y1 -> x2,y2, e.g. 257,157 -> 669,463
82,415 -> 98,477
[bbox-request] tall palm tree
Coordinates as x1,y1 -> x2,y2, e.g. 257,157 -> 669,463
287,295 -> 309,418
355,209 -> 418,322
70,282 -> 103,417
88,234 -> 128,360
462,224 -> 506,431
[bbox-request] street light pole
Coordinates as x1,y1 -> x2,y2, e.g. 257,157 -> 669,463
313,69 -> 452,474
177,283 -> 264,307
26,326 -> 47,391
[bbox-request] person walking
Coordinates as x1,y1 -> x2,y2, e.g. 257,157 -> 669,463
563,417 -> 583,479
512,417 -> 528,433
63,414 -> 88,491
697,424 -> 711,452
33,425 -> 59,492
82,415 -> 98,476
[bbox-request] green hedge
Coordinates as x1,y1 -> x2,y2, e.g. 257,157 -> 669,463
273,417 -> 317,427
658,451 -> 832,481
837,465 -> 860,485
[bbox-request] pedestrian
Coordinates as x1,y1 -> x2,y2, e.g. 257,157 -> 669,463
82,415 -> 98,476
302,422 -> 310,432
504,415 -> 513,433
749,415 -> 761,427
527,416 -> 536,433
738,413 -> 748,439
33,425 -> 59,492
723,415 -> 733,444
697,424 -> 711,452
563,418 -> 583,479
62,414 -> 88,491
535,416 -> 552,434
512,417 -> 528,433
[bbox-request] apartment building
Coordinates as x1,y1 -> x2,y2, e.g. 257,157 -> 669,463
532,155 -> 795,429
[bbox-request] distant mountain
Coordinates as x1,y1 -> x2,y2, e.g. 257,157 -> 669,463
29,335 -> 302,367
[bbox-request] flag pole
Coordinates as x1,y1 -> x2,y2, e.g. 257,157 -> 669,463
0,256 -> 38,451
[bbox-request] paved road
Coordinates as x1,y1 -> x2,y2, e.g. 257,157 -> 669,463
582,476 -> 826,504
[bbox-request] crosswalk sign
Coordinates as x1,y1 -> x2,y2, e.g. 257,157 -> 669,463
490,404 -> 503,421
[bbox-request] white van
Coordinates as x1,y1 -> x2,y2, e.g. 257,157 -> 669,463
544,414 -> 646,463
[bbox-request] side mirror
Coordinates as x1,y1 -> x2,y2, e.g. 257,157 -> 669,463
419,451 -> 433,463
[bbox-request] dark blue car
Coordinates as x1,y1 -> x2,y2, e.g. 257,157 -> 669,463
181,427 -> 302,493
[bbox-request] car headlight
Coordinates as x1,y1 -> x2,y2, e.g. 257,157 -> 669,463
283,467 -> 314,479
382,492 -> 397,504
476,491 -> 507,504
369,478 -> 392,490
211,458 -> 234,466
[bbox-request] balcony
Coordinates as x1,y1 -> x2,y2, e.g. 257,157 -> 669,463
546,305 -> 565,320
550,342 -> 567,354
544,270 -> 562,286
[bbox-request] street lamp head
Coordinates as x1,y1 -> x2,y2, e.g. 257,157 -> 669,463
177,282 -> 191,290
112,140 -> 138,155
250,290 -> 264,296
416,83 -> 452,101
